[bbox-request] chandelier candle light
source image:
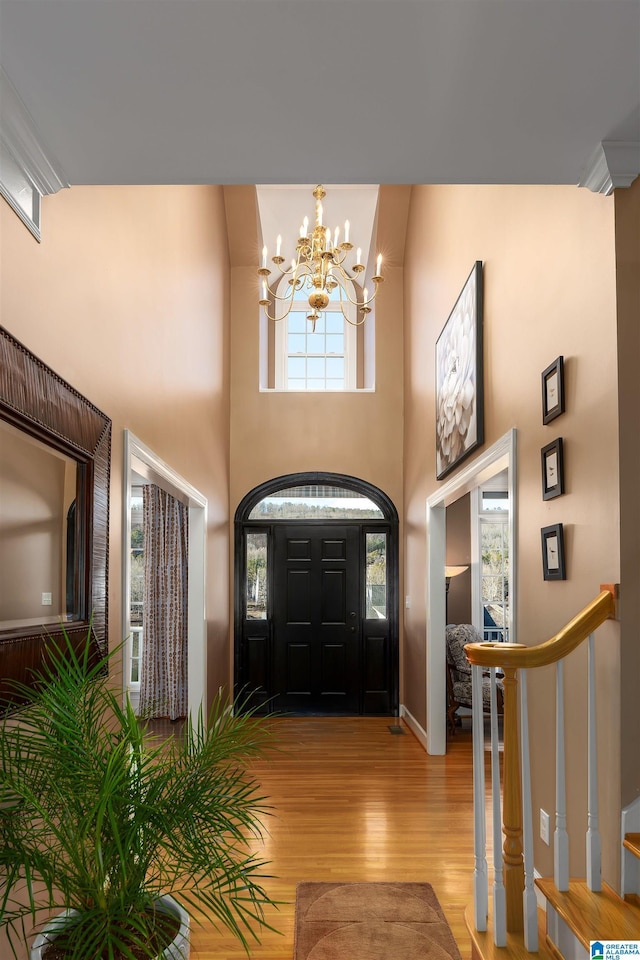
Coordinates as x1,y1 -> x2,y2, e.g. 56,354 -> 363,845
258,185 -> 383,331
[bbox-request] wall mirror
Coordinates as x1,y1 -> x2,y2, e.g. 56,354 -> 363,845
0,326 -> 111,706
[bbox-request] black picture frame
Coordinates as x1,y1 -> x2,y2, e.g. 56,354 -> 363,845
541,523 -> 566,581
542,356 -> 565,424
541,438 -> 564,500
436,261 -> 484,480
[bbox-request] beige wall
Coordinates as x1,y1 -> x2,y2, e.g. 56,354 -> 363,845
615,176 -> 640,807
0,185 -> 231,701
403,184 -> 622,883
446,494 -> 472,626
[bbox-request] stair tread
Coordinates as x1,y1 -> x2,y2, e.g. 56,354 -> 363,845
536,878 -> 640,947
624,833 -> 640,858
465,902 -> 554,960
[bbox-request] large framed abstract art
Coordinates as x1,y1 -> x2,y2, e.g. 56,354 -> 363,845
435,261 -> 484,480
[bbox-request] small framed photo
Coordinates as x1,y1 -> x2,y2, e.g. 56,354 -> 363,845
541,438 -> 564,500
541,523 -> 566,581
542,356 -> 565,424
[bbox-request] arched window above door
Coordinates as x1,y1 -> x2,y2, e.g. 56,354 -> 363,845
237,472 -> 398,524
248,483 -> 383,520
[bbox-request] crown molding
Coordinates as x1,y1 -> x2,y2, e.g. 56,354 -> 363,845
0,67 -> 69,195
579,141 -> 640,195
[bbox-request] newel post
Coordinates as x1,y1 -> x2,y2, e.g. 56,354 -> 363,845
501,666 -> 524,932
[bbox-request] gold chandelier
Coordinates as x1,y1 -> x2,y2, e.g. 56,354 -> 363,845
258,184 -> 383,330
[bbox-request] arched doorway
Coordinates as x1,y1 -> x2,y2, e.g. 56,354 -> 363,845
234,473 -> 399,715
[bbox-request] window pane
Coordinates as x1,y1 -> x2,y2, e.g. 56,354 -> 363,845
307,357 -> 325,379
313,315 -> 326,334
288,333 -> 306,354
326,314 -> 344,334
246,532 -> 267,620
307,333 -> 325,354
326,334 -> 344,354
288,357 -> 305,379
366,533 -> 387,619
307,380 -> 325,391
249,485 -> 383,519
288,378 -> 306,390
326,380 -> 344,391
288,313 -> 307,333
481,517 -> 509,641
326,357 -> 344,379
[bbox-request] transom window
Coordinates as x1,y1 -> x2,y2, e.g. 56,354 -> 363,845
284,312 -> 347,391
248,484 -> 383,520
274,282 -> 357,391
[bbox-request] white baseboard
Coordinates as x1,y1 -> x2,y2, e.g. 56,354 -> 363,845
399,704 -> 428,752
622,797 -> 640,896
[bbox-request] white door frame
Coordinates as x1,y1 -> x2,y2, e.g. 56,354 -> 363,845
425,428 -> 517,754
123,431 -> 208,719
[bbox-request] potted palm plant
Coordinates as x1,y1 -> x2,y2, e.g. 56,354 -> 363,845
0,633 -> 278,959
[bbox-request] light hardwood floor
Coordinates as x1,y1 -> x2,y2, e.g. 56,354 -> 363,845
190,716 -> 483,960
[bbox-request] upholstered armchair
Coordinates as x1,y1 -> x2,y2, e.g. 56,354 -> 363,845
446,623 -> 504,734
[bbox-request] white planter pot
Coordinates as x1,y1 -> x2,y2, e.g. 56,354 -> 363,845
30,894 -> 190,960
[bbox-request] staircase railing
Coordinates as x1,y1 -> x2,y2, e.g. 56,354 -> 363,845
463,585 -> 617,949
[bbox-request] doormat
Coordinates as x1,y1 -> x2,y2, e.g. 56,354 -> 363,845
293,881 -> 462,960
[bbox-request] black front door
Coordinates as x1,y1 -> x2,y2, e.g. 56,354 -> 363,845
272,524 -> 360,714
236,475 -> 399,719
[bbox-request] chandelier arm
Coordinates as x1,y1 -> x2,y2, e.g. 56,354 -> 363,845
266,262 -> 312,302
337,297 -> 367,327
338,286 -> 370,327
332,278 -> 367,309
262,296 -> 296,324
328,248 -> 353,272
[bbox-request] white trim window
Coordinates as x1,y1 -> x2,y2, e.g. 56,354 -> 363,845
274,283 -> 356,391
477,488 -> 510,643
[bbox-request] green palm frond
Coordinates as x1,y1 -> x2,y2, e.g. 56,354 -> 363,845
0,631 -> 279,958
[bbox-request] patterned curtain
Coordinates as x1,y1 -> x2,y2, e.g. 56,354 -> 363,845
140,484 -> 188,720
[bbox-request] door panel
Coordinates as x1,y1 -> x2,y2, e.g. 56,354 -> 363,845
238,519 -> 397,716
273,524 -> 359,714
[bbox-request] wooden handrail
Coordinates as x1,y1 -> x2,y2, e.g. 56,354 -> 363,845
465,588 -> 616,671
464,584 -> 617,939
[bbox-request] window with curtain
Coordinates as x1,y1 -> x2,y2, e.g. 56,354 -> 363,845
139,484 -> 189,720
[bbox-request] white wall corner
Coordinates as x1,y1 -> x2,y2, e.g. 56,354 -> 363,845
578,141 -> 640,195
399,704 -> 429,753
0,66 -> 69,195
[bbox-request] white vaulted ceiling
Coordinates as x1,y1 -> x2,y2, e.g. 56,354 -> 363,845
0,0 -> 638,188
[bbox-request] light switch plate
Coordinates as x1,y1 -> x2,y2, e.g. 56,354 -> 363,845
540,809 -> 550,845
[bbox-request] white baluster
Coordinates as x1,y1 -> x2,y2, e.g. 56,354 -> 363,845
554,660 -> 569,891
490,668 -> 506,946
519,669 -> 538,950
472,664 -> 489,931
587,632 -> 602,891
